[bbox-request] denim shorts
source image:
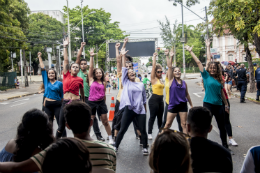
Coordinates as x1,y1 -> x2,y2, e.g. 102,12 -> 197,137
225,80 -> 232,85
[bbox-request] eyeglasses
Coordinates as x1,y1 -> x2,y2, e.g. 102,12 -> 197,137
157,71 -> 163,74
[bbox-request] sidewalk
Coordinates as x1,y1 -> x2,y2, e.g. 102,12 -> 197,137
0,82 -> 42,101
232,88 -> 259,103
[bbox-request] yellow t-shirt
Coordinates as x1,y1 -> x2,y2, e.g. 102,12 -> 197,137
165,77 -> 170,104
152,79 -> 165,96
116,72 -> 140,102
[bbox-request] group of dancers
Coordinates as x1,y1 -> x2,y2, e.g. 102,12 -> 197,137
39,37 -> 237,156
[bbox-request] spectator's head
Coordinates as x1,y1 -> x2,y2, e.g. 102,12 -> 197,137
47,68 -> 57,81
138,74 -> 141,77
126,61 -> 133,70
80,59 -> 88,71
64,101 -> 92,135
149,130 -> 191,173
42,138 -> 92,173
70,63 -> 80,76
241,64 -> 245,68
125,54 -> 133,62
14,109 -> 54,162
145,74 -> 147,78
253,63 -> 257,66
155,64 -> 163,79
187,107 -> 212,138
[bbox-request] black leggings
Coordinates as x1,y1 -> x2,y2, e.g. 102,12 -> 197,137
148,94 -> 164,134
115,107 -> 148,148
56,100 -> 71,139
44,100 -> 62,123
203,102 -> 228,147
223,99 -> 232,137
161,103 -> 183,132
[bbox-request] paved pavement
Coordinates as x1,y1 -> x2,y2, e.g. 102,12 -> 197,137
0,74 -> 259,173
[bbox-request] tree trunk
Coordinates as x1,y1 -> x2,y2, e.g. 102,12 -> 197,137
253,33 -> 260,57
245,45 -> 255,92
23,50 -> 29,87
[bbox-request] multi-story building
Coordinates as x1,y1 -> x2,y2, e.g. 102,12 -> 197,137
30,10 -> 65,24
212,30 -> 259,63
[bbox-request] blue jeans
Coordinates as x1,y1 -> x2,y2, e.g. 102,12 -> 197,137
237,81 -> 247,100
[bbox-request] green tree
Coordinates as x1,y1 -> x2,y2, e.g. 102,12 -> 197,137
63,5 -> 126,70
26,13 -> 64,74
209,0 -> 260,92
0,0 -> 29,72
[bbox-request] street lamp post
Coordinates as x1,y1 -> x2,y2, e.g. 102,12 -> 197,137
81,0 -> 85,59
66,0 -> 71,62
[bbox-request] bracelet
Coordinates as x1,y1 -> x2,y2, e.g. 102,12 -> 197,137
225,106 -> 230,109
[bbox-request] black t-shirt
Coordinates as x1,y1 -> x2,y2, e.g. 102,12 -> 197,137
236,68 -> 247,81
190,137 -> 233,173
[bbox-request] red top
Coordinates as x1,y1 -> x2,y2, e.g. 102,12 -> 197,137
63,71 -> 83,96
222,76 -> 228,99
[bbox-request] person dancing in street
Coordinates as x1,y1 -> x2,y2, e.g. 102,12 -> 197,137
114,48 -> 148,155
147,52 -> 165,140
56,37 -> 84,139
87,48 -> 114,145
76,42 -> 105,142
164,49 -> 193,134
185,44 -> 231,150
38,52 -> 63,129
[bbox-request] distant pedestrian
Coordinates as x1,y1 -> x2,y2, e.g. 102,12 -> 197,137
236,64 -> 248,103
255,64 -> 260,101
138,74 -> 142,82
16,79 -> 19,89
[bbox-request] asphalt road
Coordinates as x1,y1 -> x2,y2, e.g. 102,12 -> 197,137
0,74 -> 259,173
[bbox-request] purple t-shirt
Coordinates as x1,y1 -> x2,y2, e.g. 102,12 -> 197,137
119,67 -> 147,114
168,79 -> 187,110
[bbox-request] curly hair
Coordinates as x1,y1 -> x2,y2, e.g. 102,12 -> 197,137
93,68 -> 105,84
206,62 -> 224,85
13,109 -> 54,162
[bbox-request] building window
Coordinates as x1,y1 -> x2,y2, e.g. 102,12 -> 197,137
228,54 -> 233,61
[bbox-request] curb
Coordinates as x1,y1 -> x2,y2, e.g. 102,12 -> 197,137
0,93 -> 37,102
232,93 -> 260,104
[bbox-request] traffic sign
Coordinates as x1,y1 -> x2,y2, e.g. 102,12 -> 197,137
210,48 -> 218,55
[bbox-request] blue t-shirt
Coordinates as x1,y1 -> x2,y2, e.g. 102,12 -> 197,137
42,70 -> 63,101
201,69 -> 223,105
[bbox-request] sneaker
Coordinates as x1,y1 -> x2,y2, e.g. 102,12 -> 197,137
136,135 -> 140,140
140,143 -> 149,147
114,147 -> 118,153
148,134 -> 153,140
229,139 -> 238,146
109,139 -> 115,145
97,136 -> 105,141
143,148 -> 149,156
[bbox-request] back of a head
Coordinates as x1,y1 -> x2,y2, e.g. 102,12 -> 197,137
187,107 -> 212,135
42,138 -> 92,173
149,131 -> 190,173
64,101 -> 91,134
125,54 -> 133,62
14,109 -> 54,162
145,75 -> 147,77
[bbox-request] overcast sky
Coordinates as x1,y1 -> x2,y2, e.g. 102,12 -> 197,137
25,0 -> 211,64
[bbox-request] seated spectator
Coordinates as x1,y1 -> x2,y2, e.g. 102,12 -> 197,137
241,145 -> 260,173
187,107 -> 233,173
0,101 -> 116,173
0,109 -> 54,164
42,138 -> 92,173
149,129 -> 191,173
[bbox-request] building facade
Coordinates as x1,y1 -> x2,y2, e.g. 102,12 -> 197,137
30,10 -> 65,24
212,33 -> 259,63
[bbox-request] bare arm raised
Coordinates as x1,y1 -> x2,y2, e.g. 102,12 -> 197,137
122,37 -> 128,49
116,43 -> 122,74
185,45 -> 204,72
37,52 -> 44,69
63,37 -> 70,75
88,48 -> 97,86
205,39 -> 211,68
151,52 -> 158,84
166,49 -> 174,81
76,42 -> 86,64
121,48 -> 129,68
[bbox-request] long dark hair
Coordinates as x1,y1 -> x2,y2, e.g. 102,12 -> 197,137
206,62 -> 224,85
93,68 -> 105,84
47,68 -> 57,80
13,109 -> 54,162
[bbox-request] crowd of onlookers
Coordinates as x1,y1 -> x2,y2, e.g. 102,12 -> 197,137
0,101 -> 258,173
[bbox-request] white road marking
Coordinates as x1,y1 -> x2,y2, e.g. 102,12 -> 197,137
10,102 -> 26,107
193,92 -> 204,97
12,98 -> 29,103
0,103 -> 9,105
0,98 -> 30,105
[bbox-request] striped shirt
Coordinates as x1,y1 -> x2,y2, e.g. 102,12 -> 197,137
31,139 -> 116,173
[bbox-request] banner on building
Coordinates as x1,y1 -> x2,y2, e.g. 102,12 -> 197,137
133,63 -> 138,73
213,54 -> 220,59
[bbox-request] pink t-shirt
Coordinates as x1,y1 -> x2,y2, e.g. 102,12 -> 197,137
89,81 -> 105,101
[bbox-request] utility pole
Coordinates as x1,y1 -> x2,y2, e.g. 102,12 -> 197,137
11,51 -> 13,72
181,2 -> 186,79
23,50 -> 28,87
29,51 -> 31,83
205,6 -> 210,63
20,49 -> 23,84
81,0 -> 85,59
67,0 -> 71,62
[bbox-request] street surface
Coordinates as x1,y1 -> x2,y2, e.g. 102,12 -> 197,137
0,74 -> 259,173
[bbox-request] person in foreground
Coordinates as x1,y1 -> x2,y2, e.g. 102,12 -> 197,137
187,106 -> 233,173
0,102 -> 116,173
42,138 -> 92,173
0,109 -> 54,164
241,145 -> 260,173
149,129 -> 192,173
